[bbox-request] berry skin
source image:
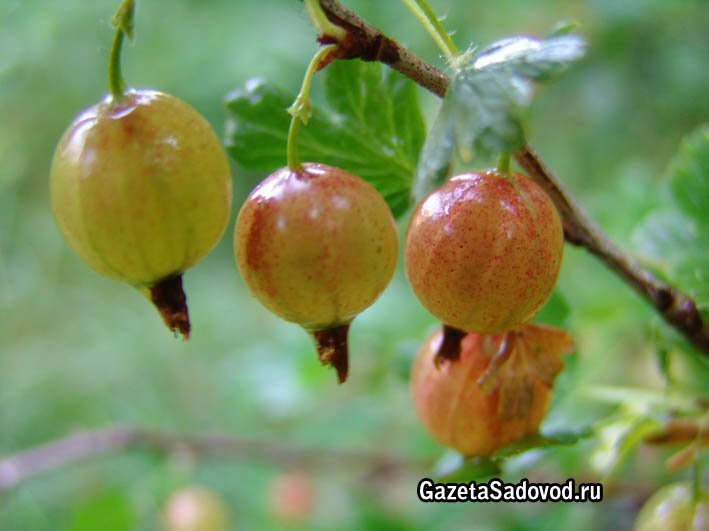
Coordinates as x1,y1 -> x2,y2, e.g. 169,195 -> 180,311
410,324 -> 572,457
50,90 -> 232,337
634,482 -> 708,531
161,486 -> 230,531
405,169 -> 563,335
234,163 -> 397,383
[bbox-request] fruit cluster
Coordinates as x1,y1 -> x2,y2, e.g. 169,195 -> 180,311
405,170 -> 563,341
405,168 -> 568,456
50,0 -> 570,462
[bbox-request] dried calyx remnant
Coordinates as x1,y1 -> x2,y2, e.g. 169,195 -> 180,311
435,325 -> 467,365
149,275 -> 190,339
312,324 -> 350,384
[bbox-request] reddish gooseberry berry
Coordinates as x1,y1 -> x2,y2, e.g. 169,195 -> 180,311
234,163 -> 397,383
405,170 -> 563,342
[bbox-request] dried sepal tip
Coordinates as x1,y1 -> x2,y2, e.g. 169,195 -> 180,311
149,274 -> 191,339
312,323 -> 350,384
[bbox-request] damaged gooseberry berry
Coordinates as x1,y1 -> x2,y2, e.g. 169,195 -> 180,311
50,90 -> 232,338
405,170 -> 563,340
410,324 -> 573,457
234,163 -> 397,383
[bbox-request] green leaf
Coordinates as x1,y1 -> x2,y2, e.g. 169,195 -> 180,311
412,103 -> 455,199
224,80 -> 294,170
432,451 -> 501,482
224,60 -> 425,218
655,345 -> 672,385
547,21 -> 580,38
662,341 -> 709,398
430,430 -> 587,482
492,429 -> 590,459
633,125 -> 709,312
632,125 -> 709,360
413,68 -> 527,197
414,31 -> 586,198
634,211 -> 709,306
668,124 -> 709,229
579,385 -> 700,413
474,34 -> 586,82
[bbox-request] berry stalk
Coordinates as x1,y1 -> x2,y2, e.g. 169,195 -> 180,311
108,0 -> 135,99
498,152 -> 511,176
399,0 -> 459,67
286,44 -> 336,170
304,0 -> 346,42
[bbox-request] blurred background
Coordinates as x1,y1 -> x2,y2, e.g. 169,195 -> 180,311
0,0 -> 707,529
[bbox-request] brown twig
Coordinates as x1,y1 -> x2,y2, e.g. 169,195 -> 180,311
316,0 -> 709,355
318,0 -> 449,97
0,425 -> 427,491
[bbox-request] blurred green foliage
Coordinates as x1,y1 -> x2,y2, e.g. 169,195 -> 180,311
0,0 -> 707,529
634,126 -> 709,307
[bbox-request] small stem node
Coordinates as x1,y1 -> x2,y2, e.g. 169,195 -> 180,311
286,44 -> 337,170
305,0 -> 346,42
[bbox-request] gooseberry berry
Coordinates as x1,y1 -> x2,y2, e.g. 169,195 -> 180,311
634,482 -> 708,531
162,485 -> 230,531
50,90 -> 232,337
234,163 -> 397,383
405,170 -> 563,340
268,471 -> 316,524
410,324 -> 572,457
